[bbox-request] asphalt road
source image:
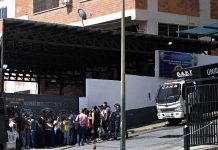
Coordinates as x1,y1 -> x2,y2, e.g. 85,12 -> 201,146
32,123 -> 185,150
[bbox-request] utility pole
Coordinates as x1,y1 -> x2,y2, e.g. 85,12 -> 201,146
120,0 -> 126,149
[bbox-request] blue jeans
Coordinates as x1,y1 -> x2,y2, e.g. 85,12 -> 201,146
30,130 -> 36,148
21,131 -> 26,147
114,121 -> 120,139
64,131 -> 70,145
21,130 -> 31,147
69,127 -> 75,145
77,124 -> 86,145
26,130 -> 31,147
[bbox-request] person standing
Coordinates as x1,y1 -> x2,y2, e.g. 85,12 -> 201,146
19,114 -> 26,149
53,116 -> 62,146
76,109 -> 88,146
30,115 -> 37,148
37,115 -> 46,148
62,117 -> 70,145
68,112 -> 75,145
102,101 -> 111,138
92,106 -> 100,141
87,110 -> 93,141
45,118 -> 53,148
113,104 -> 121,140
26,116 -> 31,149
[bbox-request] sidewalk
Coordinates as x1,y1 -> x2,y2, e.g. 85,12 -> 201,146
30,122 -> 218,150
128,122 -> 218,150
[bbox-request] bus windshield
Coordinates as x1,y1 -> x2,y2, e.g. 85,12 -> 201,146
156,83 -> 181,103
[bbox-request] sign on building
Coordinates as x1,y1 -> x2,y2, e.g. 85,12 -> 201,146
155,50 -> 197,78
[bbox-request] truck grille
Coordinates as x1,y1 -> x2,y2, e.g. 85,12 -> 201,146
161,108 -> 175,112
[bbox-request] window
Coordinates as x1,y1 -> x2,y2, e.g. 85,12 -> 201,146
0,7 -> 7,19
169,24 -> 178,37
158,23 -> 198,39
33,0 -> 60,13
158,23 -> 168,36
178,25 -> 188,38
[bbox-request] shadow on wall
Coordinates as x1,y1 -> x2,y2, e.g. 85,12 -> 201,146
126,106 -> 162,129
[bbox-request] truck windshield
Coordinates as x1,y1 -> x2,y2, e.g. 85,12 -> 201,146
156,84 -> 181,103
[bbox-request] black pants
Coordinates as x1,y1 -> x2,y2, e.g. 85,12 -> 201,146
93,124 -> 99,139
45,130 -> 52,147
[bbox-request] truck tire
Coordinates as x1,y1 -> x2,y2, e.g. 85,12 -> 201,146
0,143 -> 6,150
167,118 -> 181,125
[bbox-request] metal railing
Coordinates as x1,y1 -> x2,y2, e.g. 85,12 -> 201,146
185,82 -> 218,148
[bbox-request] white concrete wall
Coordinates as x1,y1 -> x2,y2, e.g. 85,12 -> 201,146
79,97 -> 88,110
197,54 -> 218,66
85,75 -> 166,110
0,0 -> 15,18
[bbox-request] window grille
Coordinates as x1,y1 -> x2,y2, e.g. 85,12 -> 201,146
33,0 -> 60,13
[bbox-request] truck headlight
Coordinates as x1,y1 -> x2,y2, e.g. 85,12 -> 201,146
175,106 -> 183,112
157,108 -> 162,113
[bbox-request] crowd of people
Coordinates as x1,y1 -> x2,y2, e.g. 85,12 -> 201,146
11,101 -> 127,149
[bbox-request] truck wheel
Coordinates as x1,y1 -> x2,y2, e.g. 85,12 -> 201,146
0,143 -> 6,150
167,118 -> 181,125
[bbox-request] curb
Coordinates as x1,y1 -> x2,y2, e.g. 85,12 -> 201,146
190,145 -> 218,150
127,122 -> 167,136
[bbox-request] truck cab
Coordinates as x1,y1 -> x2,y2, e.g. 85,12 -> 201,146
156,79 -> 186,125
156,62 -> 218,125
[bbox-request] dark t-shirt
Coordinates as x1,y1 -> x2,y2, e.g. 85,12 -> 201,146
94,111 -> 100,125
114,110 -> 120,122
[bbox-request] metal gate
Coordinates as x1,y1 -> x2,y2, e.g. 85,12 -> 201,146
186,79 -> 218,146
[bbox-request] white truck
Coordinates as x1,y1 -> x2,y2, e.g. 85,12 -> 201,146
156,79 -> 186,125
156,62 -> 218,125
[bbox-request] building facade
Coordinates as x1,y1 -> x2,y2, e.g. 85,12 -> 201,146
1,0 -> 218,36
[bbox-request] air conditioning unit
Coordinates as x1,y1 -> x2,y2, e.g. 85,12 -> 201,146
62,0 -> 72,7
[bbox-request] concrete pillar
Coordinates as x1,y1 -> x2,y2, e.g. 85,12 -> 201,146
147,0 -> 158,34
199,0 -> 211,25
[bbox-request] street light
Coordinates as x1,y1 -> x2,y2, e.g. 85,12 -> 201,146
168,41 -> 173,45
120,0 -> 126,149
